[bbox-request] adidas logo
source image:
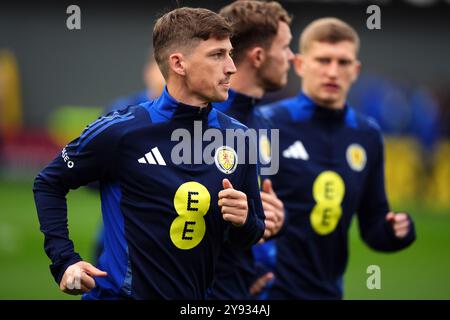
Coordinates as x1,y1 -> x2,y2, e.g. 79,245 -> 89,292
138,147 -> 167,166
282,140 -> 309,160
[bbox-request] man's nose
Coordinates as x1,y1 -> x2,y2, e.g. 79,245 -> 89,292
287,48 -> 295,61
326,61 -> 339,78
225,55 -> 237,75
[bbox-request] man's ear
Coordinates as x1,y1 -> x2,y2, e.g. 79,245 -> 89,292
168,53 -> 185,76
248,47 -> 265,69
293,53 -> 303,78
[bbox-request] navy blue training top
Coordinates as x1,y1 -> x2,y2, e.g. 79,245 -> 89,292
33,87 -> 265,300
252,92 -> 416,299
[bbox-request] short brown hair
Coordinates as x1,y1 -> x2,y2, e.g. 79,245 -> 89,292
153,7 -> 232,79
219,0 -> 291,65
300,17 -> 360,54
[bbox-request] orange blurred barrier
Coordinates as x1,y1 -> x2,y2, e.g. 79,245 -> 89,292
0,49 -> 23,141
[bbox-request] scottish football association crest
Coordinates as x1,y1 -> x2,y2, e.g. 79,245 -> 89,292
346,143 -> 366,172
215,146 -> 238,174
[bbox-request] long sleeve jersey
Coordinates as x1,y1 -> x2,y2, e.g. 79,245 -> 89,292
33,87 -> 265,300
252,91 -> 416,299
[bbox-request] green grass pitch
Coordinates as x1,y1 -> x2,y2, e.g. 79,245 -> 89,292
0,179 -> 449,299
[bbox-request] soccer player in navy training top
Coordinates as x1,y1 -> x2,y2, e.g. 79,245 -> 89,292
208,0 -> 294,299
33,7 -> 265,300
253,18 -> 416,299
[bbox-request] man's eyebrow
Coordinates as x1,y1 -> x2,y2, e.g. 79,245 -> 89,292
208,47 -> 232,53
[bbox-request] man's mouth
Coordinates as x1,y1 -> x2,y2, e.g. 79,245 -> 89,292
219,80 -> 231,88
322,83 -> 340,92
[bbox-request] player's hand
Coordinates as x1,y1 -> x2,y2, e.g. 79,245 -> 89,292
260,179 -> 285,239
60,261 -> 107,295
249,272 -> 274,296
218,179 -> 248,227
386,212 -> 411,239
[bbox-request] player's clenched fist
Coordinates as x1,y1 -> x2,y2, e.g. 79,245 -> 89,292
218,178 -> 248,227
386,212 -> 411,239
60,261 -> 107,295
260,179 -> 285,239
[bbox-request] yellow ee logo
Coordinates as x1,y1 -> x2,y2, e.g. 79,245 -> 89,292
170,182 -> 210,250
310,171 -> 345,235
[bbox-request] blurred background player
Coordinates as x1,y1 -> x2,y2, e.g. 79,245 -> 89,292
106,53 -> 165,112
253,17 -> 416,299
33,7 -> 265,299
207,0 -> 294,299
